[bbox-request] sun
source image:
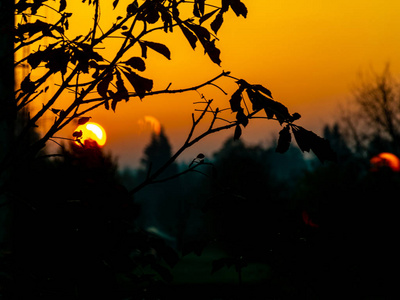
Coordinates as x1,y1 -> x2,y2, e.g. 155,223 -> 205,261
73,122 -> 107,147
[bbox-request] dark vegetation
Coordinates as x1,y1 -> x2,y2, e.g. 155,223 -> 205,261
1,0 -> 399,299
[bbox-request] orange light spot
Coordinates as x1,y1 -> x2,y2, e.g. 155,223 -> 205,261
138,115 -> 161,135
370,152 -> 400,172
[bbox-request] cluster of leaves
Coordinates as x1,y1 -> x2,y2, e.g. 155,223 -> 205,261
112,0 -> 247,66
228,79 -> 336,162
26,39 -> 103,76
95,40 -> 172,111
277,125 -> 337,163
15,0 -> 70,34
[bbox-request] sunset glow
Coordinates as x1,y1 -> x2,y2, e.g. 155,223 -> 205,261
26,1 -> 400,167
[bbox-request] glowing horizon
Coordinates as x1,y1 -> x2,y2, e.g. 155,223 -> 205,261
18,1 -> 400,167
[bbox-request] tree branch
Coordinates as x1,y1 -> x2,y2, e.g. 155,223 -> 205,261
81,71 -> 231,104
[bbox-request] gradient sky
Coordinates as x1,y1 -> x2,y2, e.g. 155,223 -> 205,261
36,1 -> 400,168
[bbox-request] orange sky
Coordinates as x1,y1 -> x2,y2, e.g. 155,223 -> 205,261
24,1 -> 400,168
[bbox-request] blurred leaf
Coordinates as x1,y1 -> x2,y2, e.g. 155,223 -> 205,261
290,112 -> 301,122
197,153 -> 205,159
20,74 -> 35,93
141,41 -> 171,60
73,130 -> 83,138
112,0 -> 119,9
276,125 -> 291,154
233,124 -> 242,140
77,117 -> 91,125
124,56 -> 146,71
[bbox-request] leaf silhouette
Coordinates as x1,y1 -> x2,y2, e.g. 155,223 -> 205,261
20,74 -> 35,93
246,88 -> 292,124
233,124 -> 242,140
290,112 -> 301,122
193,0 -> 205,17
44,47 -> 70,75
292,126 -> 337,162
252,84 -> 273,98
122,70 -> 153,99
186,23 -> 221,64
246,89 -> 265,111
236,108 -> 248,127
138,5 -> 160,24
59,0 -> 67,12
15,20 -> 61,38
73,130 -> 83,138
203,39 -> 221,65
123,57 -> 146,71
115,70 -> 129,102
112,0 -> 119,9
276,125 -> 291,153
230,0 -> 248,18
139,42 -> 148,58
126,0 -> 139,15
178,23 -> 197,50
160,9 -> 173,33
221,0 -> 230,13
210,12 -> 223,34
200,8 -> 219,24
229,86 -> 244,112
141,41 -> 171,60
97,71 -> 114,100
